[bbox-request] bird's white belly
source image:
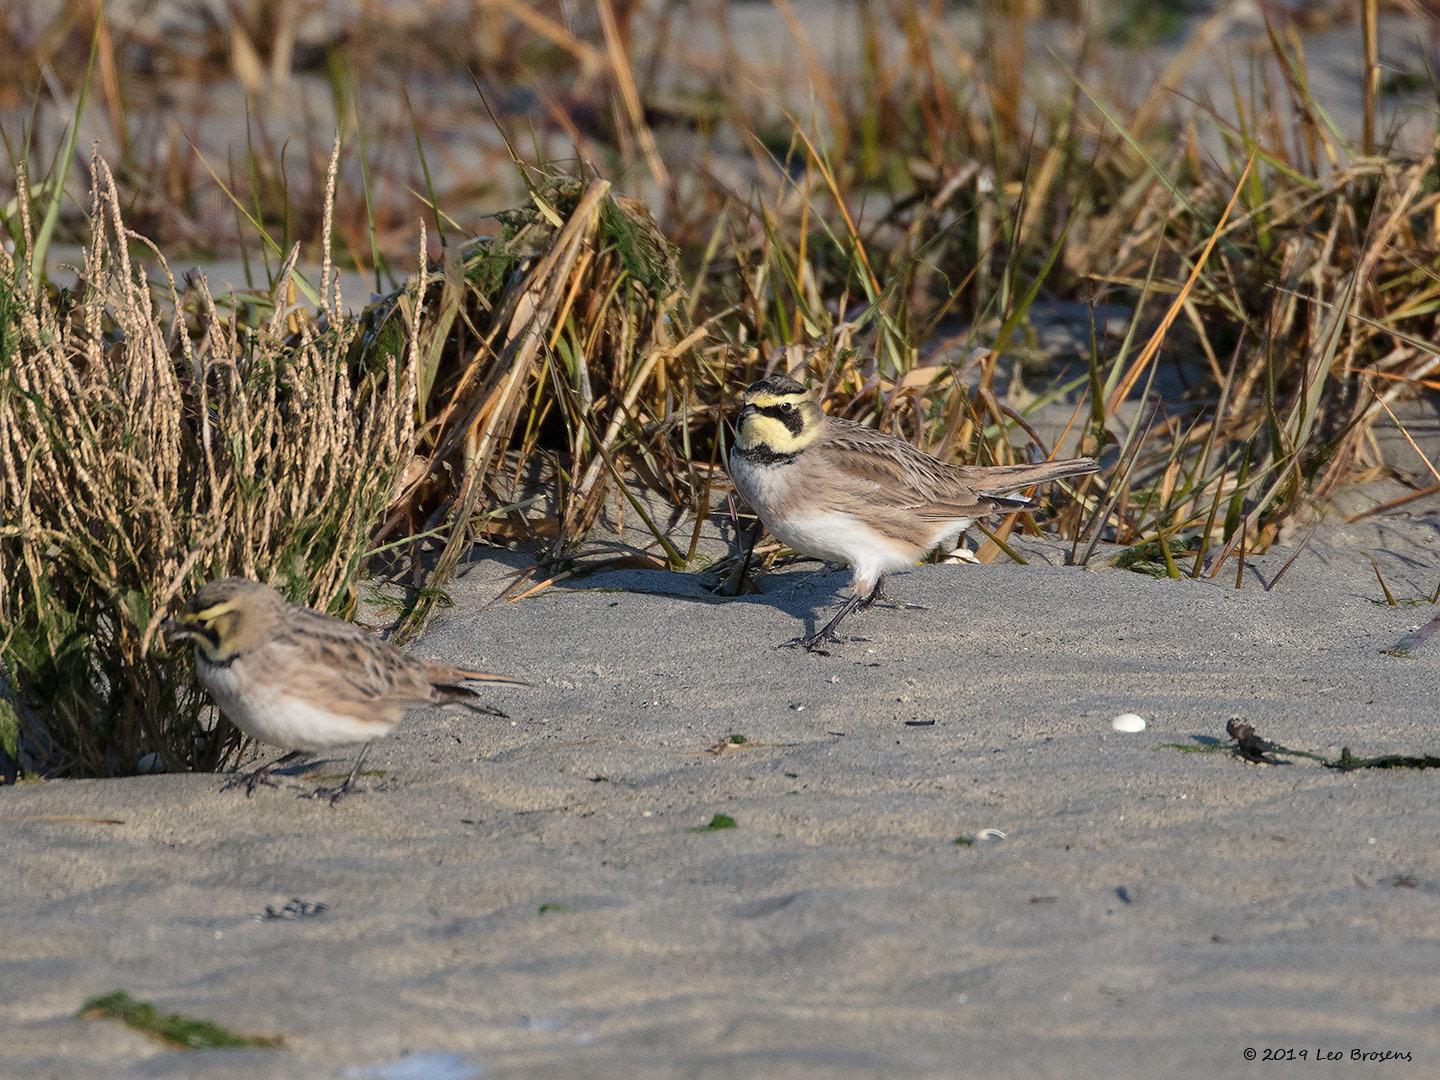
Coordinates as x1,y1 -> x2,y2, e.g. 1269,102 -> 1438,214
766,510 -> 887,565
927,519 -> 975,554
198,662 -> 390,752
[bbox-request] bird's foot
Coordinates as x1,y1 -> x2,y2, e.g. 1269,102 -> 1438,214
303,778 -> 362,806
779,629 -> 845,655
305,745 -> 372,806
707,558 -> 756,597
781,592 -> 869,654
220,767 -> 279,797
221,751 -> 308,797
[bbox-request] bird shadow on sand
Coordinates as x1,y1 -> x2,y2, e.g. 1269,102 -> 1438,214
214,755 -> 390,796
541,561 -> 914,644
438,513 -> 962,643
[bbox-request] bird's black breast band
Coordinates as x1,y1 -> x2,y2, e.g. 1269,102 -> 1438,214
736,443 -> 800,466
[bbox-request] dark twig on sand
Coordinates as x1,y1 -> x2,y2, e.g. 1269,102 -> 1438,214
1225,718 -> 1440,771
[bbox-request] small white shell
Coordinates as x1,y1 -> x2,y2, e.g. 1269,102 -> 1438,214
1111,713 -> 1147,733
976,828 -> 1006,843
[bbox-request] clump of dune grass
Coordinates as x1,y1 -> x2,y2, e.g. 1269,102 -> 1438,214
365,172 -> 707,635
653,1 -> 1440,582
329,3 -> 1440,611
0,147 -> 419,777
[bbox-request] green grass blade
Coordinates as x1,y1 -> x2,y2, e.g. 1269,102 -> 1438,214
30,12 -> 99,281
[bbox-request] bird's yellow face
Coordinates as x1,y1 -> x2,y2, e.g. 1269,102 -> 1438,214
735,376 -> 825,458
163,578 -> 274,665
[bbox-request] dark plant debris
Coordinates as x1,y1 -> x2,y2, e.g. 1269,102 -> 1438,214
1227,719 -> 1288,764
79,991 -> 284,1050
262,899 -> 327,921
1113,537 -> 1192,578
1158,739 -> 1227,754
706,734 -> 751,755
1225,719 -> 1440,771
1330,748 -> 1440,771
1380,874 -> 1420,889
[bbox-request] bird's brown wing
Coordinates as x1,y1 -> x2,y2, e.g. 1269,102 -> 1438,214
267,611 -> 428,711
274,605 -> 526,716
816,419 -> 1015,521
819,418 -> 1096,520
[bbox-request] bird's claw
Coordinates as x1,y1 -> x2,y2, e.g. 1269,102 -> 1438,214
779,632 -> 839,655
303,781 -> 360,806
220,769 -> 279,797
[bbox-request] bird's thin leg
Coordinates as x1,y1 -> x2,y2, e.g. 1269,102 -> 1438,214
738,518 -> 762,582
858,576 -> 927,611
857,577 -> 887,611
221,750 -> 308,797
718,517 -> 764,596
307,743 -> 371,805
781,591 -> 868,654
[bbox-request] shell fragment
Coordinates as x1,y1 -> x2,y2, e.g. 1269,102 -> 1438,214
1111,713 -> 1147,733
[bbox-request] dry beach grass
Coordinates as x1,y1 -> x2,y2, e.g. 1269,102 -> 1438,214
1,148 -> 420,775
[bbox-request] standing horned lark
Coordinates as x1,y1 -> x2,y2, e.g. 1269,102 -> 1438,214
728,375 -> 1099,651
164,578 -> 526,802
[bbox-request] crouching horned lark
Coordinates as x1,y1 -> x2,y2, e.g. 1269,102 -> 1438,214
164,578 -> 527,802
728,374 -> 1099,651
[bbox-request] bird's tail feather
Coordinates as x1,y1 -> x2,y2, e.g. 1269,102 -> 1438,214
459,667 -> 531,687
427,663 -> 530,714
428,663 -> 532,689
970,457 -> 1098,496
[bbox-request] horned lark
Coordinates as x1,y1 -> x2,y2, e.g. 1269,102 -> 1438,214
728,374 -> 1099,651
164,578 -> 526,802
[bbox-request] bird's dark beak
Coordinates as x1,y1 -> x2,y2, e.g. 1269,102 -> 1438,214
161,618 -> 188,645
737,403 -> 755,422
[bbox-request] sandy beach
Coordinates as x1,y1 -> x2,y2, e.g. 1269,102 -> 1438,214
8,0 -> 1440,1075
5,504 -> 1440,1079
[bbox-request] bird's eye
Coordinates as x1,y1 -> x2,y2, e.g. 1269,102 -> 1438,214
780,402 -> 794,413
